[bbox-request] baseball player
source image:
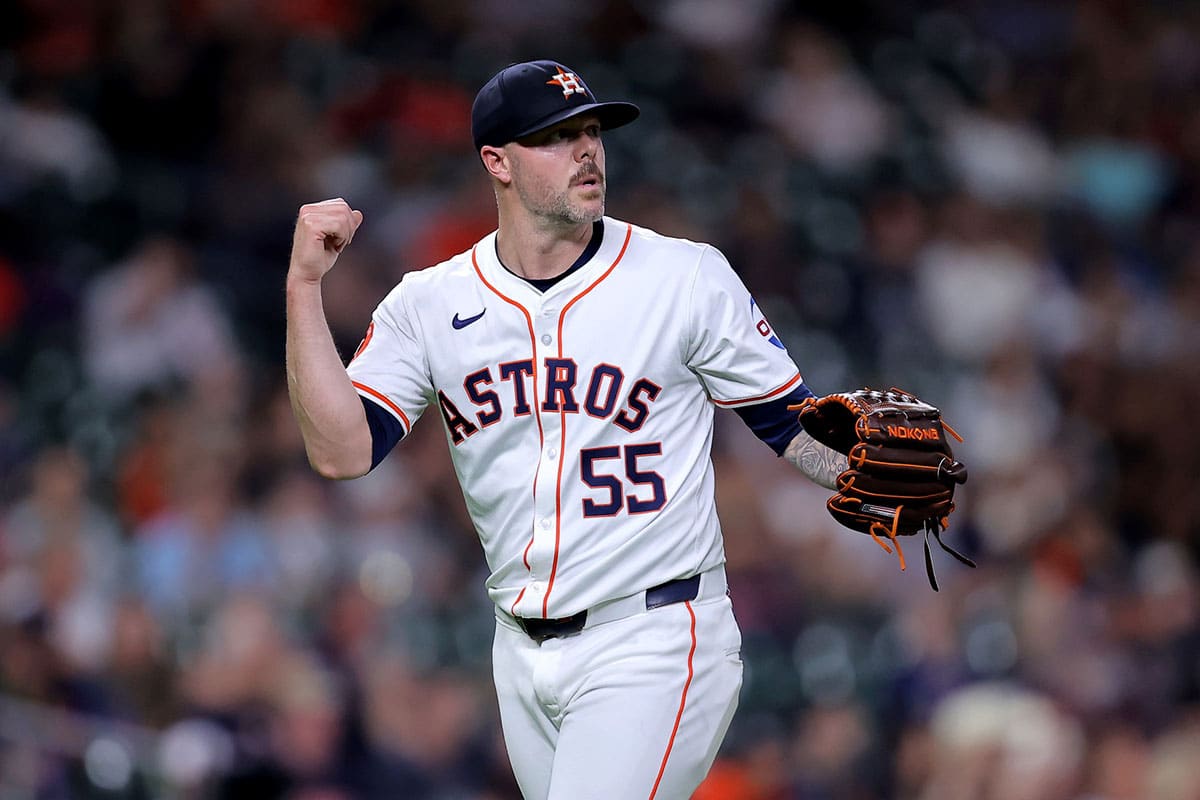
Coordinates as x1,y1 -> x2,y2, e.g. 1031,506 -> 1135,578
286,60 -> 852,799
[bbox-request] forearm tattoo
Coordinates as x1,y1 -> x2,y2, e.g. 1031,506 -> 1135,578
784,430 -> 848,490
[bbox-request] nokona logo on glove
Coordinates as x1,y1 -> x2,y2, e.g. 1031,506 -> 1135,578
885,425 -> 941,442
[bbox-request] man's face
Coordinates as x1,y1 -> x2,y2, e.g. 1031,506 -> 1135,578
505,114 -> 606,225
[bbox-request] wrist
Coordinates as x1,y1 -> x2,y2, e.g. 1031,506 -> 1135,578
286,269 -> 324,290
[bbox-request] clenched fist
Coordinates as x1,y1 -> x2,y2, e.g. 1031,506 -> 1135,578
289,198 -> 364,283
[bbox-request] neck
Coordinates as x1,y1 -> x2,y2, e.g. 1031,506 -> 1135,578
495,209 -> 595,280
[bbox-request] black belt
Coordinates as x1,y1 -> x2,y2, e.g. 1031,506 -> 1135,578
515,574 -> 702,644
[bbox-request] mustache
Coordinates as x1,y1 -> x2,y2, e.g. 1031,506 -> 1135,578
571,164 -> 604,185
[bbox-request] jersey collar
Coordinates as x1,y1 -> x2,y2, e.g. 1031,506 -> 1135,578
495,219 -> 605,292
474,217 -> 626,303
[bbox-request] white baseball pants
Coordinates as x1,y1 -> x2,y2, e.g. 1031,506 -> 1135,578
491,568 -> 743,799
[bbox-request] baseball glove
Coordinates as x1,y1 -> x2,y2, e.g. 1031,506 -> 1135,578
792,387 -> 975,590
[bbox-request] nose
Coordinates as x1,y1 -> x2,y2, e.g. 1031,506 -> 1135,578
576,131 -> 599,162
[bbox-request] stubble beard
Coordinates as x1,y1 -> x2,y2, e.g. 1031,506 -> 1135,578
515,167 -> 605,227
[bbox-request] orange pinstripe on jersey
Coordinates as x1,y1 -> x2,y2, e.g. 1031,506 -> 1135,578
543,223 -> 632,616
469,224 -> 632,619
471,245 -> 544,616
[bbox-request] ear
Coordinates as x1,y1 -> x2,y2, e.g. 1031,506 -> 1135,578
480,145 -> 512,185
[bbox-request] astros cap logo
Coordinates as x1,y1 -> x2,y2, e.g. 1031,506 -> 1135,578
546,67 -> 586,98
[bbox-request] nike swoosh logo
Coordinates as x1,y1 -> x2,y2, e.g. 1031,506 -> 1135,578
452,309 -> 486,329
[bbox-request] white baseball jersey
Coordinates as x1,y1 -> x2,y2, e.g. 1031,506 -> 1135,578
346,217 -> 802,621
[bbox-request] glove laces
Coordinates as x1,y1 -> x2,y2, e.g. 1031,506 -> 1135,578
866,508 -> 977,591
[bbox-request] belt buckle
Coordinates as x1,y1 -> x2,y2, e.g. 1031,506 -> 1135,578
516,610 -> 587,644
516,617 -> 550,645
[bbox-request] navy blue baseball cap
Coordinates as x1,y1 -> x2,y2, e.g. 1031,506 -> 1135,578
471,60 -> 640,151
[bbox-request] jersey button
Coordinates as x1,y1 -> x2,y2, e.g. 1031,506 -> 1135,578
540,517 -> 552,529
547,448 -> 558,459
540,334 -> 553,345
531,581 -> 545,593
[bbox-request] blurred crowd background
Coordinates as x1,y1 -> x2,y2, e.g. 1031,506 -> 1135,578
2,0 -> 1199,798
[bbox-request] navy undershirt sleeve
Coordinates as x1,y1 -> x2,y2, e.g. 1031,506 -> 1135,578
733,383 -> 816,456
361,395 -> 406,470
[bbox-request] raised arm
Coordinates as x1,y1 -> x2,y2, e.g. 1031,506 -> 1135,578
285,198 -> 373,479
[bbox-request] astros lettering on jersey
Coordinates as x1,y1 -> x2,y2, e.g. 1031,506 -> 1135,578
347,218 -> 802,620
